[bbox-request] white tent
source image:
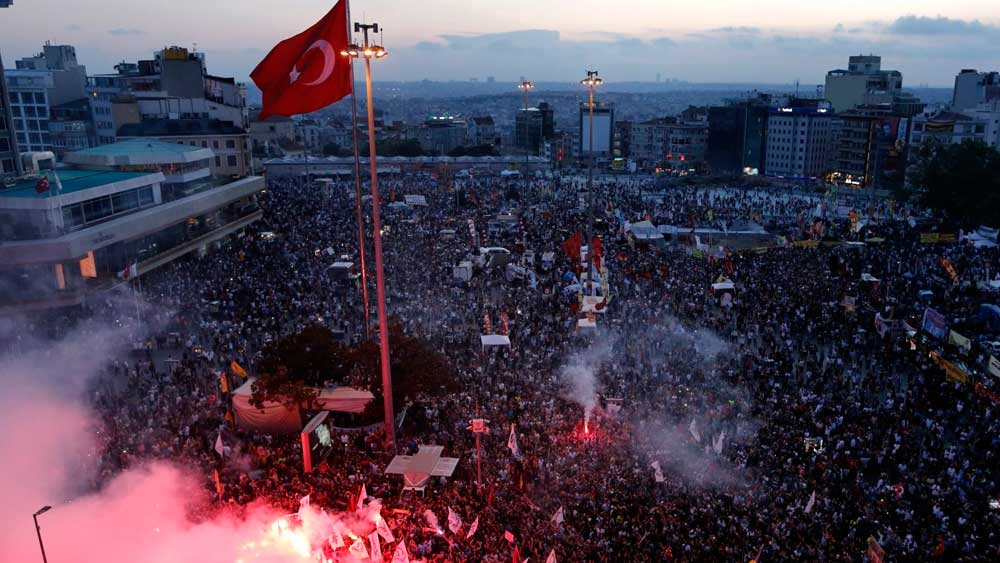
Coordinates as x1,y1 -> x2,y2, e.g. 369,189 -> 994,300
581,295 -> 607,314
385,445 -> 459,489
231,378 -> 374,434
630,220 -> 663,241
481,334 -> 511,350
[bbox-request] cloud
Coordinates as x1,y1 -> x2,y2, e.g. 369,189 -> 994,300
66,24 -> 83,32
887,15 -> 995,35
108,28 -> 146,36
710,26 -> 761,34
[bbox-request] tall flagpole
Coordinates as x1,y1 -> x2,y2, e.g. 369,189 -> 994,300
345,0 -> 371,339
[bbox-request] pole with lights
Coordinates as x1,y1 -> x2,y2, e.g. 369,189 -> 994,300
580,70 -> 603,295
32,505 -> 51,563
517,80 -> 534,191
341,24 -> 396,450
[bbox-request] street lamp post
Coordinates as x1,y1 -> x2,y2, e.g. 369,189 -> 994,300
517,80 -> 534,193
580,70 -> 603,296
33,505 -> 51,563
341,24 -> 396,450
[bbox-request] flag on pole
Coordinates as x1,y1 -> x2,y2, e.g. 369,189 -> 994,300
545,549 -> 557,563
550,506 -> 564,526
512,545 -> 521,563
250,0 -> 353,119
688,418 -> 701,443
375,513 -> 396,543
349,537 -> 369,559
369,532 -> 383,563
804,490 -> 816,514
447,507 -> 463,534
507,424 -> 522,459
466,516 -> 479,539
118,262 -> 138,280
357,483 -> 368,511
219,372 -> 229,394
391,540 -> 410,563
214,433 -> 225,457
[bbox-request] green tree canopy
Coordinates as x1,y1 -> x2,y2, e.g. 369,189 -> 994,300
916,140 -> 1000,228
250,324 -> 350,412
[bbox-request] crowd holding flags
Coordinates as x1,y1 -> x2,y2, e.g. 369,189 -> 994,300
507,423 -> 522,460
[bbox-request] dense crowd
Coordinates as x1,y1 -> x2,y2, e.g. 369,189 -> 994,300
34,172 -> 1000,561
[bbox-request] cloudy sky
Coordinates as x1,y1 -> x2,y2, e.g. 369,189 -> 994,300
1,0 -> 998,86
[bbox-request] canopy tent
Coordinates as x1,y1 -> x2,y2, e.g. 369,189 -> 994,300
581,295 -> 608,314
231,378 -> 374,434
711,281 -> 735,292
385,445 -> 459,489
481,334 -> 511,350
629,220 -> 663,241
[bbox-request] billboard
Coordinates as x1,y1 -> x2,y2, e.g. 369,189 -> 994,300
580,111 -> 612,154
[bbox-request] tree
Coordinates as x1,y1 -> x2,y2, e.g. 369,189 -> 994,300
250,324 -> 351,414
348,322 -> 459,420
915,140 -> 1000,228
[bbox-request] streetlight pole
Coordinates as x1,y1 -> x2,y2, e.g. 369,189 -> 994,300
580,70 -> 603,296
341,24 -> 395,450
33,505 -> 51,563
344,16 -> 372,338
518,80 -> 534,192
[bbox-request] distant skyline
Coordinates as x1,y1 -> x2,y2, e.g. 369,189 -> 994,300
2,1 -> 999,87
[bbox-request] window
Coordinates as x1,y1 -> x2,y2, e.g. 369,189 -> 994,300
33,92 -> 46,104
62,204 -> 84,229
16,132 -> 26,143
227,155 -> 238,167
11,105 -> 21,117
29,132 -> 41,144
1,159 -> 13,173
225,139 -> 236,149
0,139 -> 8,152
137,186 -> 155,205
24,106 -> 37,118
201,141 -> 208,148
82,196 -> 113,223
215,156 -> 221,167
111,190 -> 139,213
0,116 -> 5,130
213,140 -> 220,149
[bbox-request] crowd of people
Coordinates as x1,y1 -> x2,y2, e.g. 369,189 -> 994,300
25,170 -> 1000,561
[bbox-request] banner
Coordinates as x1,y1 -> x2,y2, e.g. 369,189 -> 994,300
931,352 -> 970,385
921,308 -> 948,340
989,355 -> 1000,378
948,330 -> 971,354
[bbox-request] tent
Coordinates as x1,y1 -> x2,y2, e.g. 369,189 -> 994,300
581,295 -> 607,314
231,378 -> 375,434
481,334 -> 511,350
385,445 -> 459,490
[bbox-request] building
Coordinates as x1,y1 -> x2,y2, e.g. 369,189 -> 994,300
467,116 -> 496,147
48,98 -> 94,156
4,69 -> 53,152
909,110 -> 996,148
578,102 -> 614,167
117,118 -> 251,177
418,115 -> 468,155
15,43 -> 88,107
0,142 -> 264,310
828,105 -> 909,189
764,105 -> 833,179
824,55 -> 903,113
706,95 -> 771,177
0,50 -> 21,176
515,108 -> 545,153
664,122 -> 708,172
952,69 -> 1000,112
262,154 -> 550,178
250,114 -> 298,156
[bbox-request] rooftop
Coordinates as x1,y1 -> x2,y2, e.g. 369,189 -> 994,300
65,138 -> 214,167
0,169 -> 152,199
118,118 -> 247,138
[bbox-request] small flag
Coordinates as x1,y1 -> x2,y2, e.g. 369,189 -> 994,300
712,431 -> 725,455
391,540 -> 410,563
349,537 -> 369,559
651,461 -> 665,483
688,418 -> 701,443
35,176 -> 51,194
545,549 -> 557,563
299,494 -> 311,511
214,433 -> 225,457
507,424 -> 522,459
213,469 -> 223,499
357,483 -> 368,511
504,530 -> 515,543
329,528 -> 345,549
369,532 -> 383,563
219,372 -> 229,394
230,361 -> 247,378
466,516 -> 479,539
551,506 -> 564,526
804,490 -> 816,514
375,513 -> 396,543
447,507 -> 463,535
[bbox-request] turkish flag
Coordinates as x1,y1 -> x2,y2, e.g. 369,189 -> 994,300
251,0 -> 352,119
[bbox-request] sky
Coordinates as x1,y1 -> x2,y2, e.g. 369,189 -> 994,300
1,0 -> 999,86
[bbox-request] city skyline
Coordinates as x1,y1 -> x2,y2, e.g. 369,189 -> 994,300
1,0 -> 998,86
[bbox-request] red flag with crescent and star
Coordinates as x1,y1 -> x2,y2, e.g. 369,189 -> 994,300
251,0 -> 352,119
